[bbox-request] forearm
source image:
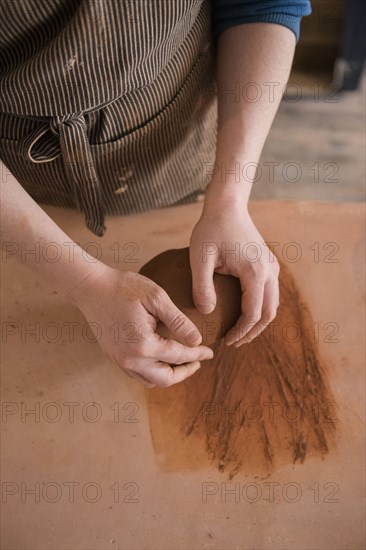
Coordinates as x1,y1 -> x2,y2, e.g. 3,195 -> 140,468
204,22 -> 296,210
0,161 -> 103,300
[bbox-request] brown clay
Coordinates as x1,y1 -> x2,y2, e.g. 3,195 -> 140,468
140,247 -> 242,345
140,248 -> 337,478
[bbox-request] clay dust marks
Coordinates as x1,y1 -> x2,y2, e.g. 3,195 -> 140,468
140,248 -> 337,477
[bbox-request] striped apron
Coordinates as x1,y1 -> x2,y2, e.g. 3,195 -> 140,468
0,0 -> 217,236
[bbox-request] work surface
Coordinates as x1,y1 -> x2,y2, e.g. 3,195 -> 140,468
1,200 -> 365,549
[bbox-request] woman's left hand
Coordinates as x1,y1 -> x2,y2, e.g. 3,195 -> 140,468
189,201 -> 280,347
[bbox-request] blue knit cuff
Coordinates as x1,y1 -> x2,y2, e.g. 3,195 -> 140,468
214,13 -> 304,43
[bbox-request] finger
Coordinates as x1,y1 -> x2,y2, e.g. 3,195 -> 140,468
152,336 -> 214,365
125,369 -> 156,388
139,360 -> 202,388
190,246 -> 217,314
225,276 -> 265,345
234,278 -> 279,347
147,288 -> 202,346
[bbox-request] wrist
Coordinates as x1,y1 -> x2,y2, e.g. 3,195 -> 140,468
65,256 -> 111,306
203,175 -> 251,215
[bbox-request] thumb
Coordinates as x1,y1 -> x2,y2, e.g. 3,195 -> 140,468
150,291 -> 203,347
190,249 -> 216,314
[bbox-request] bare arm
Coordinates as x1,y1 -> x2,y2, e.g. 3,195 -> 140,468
1,161 -> 213,385
190,23 -> 296,345
0,160 -> 101,296
206,22 -> 296,205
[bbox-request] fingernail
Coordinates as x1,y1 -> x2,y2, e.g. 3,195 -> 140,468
185,330 -> 201,346
198,303 -> 215,314
234,338 -> 250,348
202,349 -> 214,360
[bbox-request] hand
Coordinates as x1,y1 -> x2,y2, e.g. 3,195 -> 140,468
68,264 -> 214,387
189,202 -> 280,346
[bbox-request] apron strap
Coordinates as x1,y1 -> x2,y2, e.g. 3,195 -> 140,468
20,113 -> 106,237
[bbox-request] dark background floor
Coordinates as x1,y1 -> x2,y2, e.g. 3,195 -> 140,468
250,72 -> 365,202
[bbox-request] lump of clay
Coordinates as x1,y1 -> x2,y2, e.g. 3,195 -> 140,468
139,247 -> 241,346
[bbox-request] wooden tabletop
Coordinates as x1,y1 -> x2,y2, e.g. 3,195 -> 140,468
1,200 -> 364,549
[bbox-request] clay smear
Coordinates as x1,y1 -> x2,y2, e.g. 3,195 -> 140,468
140,248 -> 337,477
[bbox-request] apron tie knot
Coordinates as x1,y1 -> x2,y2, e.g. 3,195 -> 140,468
20,112 -> 106,237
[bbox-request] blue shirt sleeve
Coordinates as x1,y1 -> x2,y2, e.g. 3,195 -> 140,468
213,0 -> 312,43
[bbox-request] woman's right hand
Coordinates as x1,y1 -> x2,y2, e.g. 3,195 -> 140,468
68,263 -> 214,387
